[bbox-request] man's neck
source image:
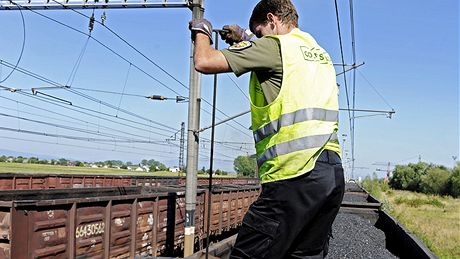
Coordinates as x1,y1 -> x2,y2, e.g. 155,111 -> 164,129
276,24 -> 297,35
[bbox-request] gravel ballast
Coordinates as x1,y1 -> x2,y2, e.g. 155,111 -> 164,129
327,213 -> 398,259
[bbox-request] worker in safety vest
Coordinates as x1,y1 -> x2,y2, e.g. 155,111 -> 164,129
189,0 -> 344,258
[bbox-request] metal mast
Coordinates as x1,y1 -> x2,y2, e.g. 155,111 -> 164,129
184,0 -> 204,256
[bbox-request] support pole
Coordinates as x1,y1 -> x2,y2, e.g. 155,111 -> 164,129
184,0 -> 204,256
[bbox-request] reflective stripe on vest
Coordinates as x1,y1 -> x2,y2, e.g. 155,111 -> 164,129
253,108 -> 338,144
256,133 -> 338,167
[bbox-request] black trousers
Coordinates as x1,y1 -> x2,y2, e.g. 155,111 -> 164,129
230,150 -> 345,259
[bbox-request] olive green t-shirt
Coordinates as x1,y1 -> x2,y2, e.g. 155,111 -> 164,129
221,37 -> 283,103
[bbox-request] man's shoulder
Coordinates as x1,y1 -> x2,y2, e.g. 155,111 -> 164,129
222,37 -> 279,54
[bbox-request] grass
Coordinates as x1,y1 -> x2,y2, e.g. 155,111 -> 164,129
362,180 -> 460,258
0,162 -> 234,177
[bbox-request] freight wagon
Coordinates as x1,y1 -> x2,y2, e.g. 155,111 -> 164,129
0,185 -> 260,258
0,173 -> 259,190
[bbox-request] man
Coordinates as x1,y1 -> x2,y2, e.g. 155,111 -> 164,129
189,0 -> 344,258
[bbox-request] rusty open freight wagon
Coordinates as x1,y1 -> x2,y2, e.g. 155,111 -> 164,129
0,185 -> 260,258
0,173 -> 259,190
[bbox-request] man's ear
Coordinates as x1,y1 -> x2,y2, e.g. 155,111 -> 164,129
267,13 -> 276,30
267,13 -> 275,23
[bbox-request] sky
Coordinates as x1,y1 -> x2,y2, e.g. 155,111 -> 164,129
0,0 -> 458,179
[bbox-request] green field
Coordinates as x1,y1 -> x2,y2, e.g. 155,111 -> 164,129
0,162 -> 234,177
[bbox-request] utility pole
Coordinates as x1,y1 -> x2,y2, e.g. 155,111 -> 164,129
179,122 -> 185,175
184,0 -> 204,256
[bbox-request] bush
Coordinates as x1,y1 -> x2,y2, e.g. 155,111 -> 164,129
362,173 -> 389,199
448,163 -> 460,197
420,167 -> 450,195
233,155 -> 257,177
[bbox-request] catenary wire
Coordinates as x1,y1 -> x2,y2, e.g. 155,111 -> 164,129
0,61 -> 179,134
225,74 -> 249,100
334,0 -> 353,136
0,136 -> 179,159
0,86 -> 176,136
0,2 -> 25,83
116,63 -> 132,116
3,2 -> 254,141
0,102 -> 167,141
0,9 -> 251,136
50,0 -> 189,92
0,93 -> 173,138
357,70 -> 394,110
65,87 -> 178,131
349,0 -> 357,176
35,2 -> 253,134
59,86 -> 146,98
67,35 -> 91,86
0,112 -> 172,145
0,126 -> 179,146
14,4 -> 184,96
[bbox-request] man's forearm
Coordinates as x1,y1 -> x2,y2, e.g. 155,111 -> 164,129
193,33 -> 231,74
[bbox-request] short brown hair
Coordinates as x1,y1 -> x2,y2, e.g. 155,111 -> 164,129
249,0 -> 299,31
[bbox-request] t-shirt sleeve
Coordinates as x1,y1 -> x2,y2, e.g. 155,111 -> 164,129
221,37 -> 282,77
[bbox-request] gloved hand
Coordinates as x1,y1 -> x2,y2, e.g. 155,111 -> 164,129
219,25 -> 256,45
189,18 -> 213,44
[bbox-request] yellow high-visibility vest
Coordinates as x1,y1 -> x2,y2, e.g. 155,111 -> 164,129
250,28 -> 341,184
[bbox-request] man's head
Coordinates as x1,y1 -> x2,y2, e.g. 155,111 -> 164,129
249,0 -> 298,38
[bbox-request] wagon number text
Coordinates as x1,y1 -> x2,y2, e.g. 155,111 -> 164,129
75,222 -> 105,238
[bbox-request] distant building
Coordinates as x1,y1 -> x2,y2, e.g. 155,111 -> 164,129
169,167 -> 180,173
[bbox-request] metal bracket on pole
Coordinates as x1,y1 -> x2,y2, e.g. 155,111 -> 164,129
197,110 -> 250,133
335,62 -> 365,76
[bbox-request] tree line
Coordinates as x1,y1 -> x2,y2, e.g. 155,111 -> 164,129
0,155 -> 170,172
389,162 -> 460,198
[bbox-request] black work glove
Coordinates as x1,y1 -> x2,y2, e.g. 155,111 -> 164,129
189,18 -> 213,45
219,24 -> 256,45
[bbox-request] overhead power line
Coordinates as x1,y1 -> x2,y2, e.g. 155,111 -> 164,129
0,62 -> 179,134
65,87 -> 178,131
27,2 -> 252,135
0,136 -> 179,159
3,2 -> 253,137
13,3 -> 184,96
357,70 -> 394,110
349,0 -> 358,179
0,102 -> 166,141
0,112 -> 173,145
225,74 -> 249,100
0,93 -> 173,138
0,2 -> 25,83
50,0 -> 189,92
333,0 -> 353,137
1,12 -> 251,137
0,126 -> 180,146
